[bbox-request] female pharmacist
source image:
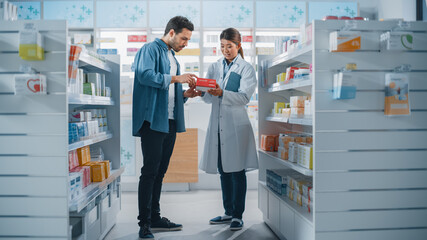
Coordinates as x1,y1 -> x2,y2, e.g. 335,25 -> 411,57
200,28 -> 258,231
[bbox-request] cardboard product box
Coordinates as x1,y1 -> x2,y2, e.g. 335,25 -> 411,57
330,31 -> 380,52
261,135 -> 277,152
385,73 -> 410,116
87,73 -> 101,96
69,111 -> 85,122
285,67 -> 299,83
279,135 -> 294,149
77,146 -> 91,165
302,183 -> 313,198
333,72 -> 357,100
281,108 -> 291,118
19,31 -> 45,61
288,142 -> 298,163
294,136 -> 307,144
278,146 -> 288,160
196,78 -> 216,92
85,162 -> 105,182
381,32 -> 427,51
296,192 -> 303,206
291,108 -> 305,118
273,102 -> 286,114
14,74 -> 47,95
276,72 -> 286,83
71,166 -> 91,188
69,173 -> 77,201
286,186 -> 295,201
83,82 -> 95,96
290,96 -> 308,108
99,160 -> 111,178
306,136 -> 313,144
294,178 -> 312,195
304,100 -> 312,116
68,150 -> 80,171
297,144 -> 313,170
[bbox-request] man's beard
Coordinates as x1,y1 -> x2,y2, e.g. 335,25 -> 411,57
170,37 -> 184,52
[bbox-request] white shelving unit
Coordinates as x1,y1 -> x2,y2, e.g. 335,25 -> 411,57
0,20 -> 123,240
258,20 -> 427,240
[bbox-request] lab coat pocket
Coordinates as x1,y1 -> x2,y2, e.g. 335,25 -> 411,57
225,72 -> 241,92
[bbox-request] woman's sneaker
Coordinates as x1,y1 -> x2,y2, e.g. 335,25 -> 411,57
230,218 -> 244,231
209,215 -> 232,224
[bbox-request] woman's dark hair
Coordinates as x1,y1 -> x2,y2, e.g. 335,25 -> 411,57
164,16 -> 194,36
220,28 -> 244,59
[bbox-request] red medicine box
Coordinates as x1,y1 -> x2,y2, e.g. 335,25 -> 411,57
196,78 -> 216,92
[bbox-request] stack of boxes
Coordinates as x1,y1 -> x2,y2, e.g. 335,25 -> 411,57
278,133 -> 313,170
270,97 -> 311,119
68,108 -> 108,144
266,169 -> 313,214
68,144 -> 113,201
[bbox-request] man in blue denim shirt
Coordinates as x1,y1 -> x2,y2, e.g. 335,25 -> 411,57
132,16 -> 201,239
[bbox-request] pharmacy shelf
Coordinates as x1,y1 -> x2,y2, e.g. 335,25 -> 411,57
69,132 -> 113,151
268,79 -> 312,93
259,181 -> 313,226
288,118 -> 312,126
271,44 -> 312,68
69,167 -> 124,213
79,52 -> 112,73
266,116 -> 288,123
259,150 -> 313,176
68,93 -> 115,105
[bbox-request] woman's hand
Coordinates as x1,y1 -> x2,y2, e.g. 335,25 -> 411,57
207,83 -> 223,97
184,86 -> 202,98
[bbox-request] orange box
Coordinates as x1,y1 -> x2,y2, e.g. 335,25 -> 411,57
290,96 -> 308,108
86,162 -> 105,182
77,146 -> 91,165
295,136 -> 307,144
306,137 -> 313,144
99,160 -> 111,178
261,135 -> 277,152
196,78 -> 216,92
291,108 -> 305,118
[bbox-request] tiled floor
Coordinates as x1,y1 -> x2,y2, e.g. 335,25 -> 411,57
104,190 -> 279,240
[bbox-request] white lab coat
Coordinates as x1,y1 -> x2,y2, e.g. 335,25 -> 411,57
200,55 -> 259,174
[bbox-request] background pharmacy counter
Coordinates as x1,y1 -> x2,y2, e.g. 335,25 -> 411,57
257,20 -> 427,240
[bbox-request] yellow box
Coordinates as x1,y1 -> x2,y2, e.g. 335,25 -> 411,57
276,73 -> 286,83
19,44 -> 45,61
274,102 -> 286,114
297,144 -> 313,170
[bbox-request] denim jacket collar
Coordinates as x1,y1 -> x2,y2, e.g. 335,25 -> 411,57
155,38 -> 175,55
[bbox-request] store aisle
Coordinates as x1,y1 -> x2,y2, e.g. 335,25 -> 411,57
105,190 -> 278,240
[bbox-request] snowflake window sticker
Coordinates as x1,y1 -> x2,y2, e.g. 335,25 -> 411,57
14,2 -> 41,20
44,1 -> 94,28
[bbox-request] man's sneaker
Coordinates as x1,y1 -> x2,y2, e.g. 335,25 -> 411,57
230,218 -> 244,231
209,215 -> 232,224
151,217 -> 183,231
139,224 -> 154,239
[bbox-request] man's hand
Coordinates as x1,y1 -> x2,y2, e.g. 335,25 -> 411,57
172,74 -> 197,88
207,83 -> 223,97
184,86 -> 203,98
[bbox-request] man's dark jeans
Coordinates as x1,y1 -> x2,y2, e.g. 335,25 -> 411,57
138,120 -> 176,226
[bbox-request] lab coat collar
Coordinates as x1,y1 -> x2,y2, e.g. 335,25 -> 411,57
222,55 -> 239,67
